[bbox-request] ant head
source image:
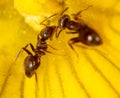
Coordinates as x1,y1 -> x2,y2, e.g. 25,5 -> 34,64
40,26 -> 56,41
24,55 -> 40,78
58,14 -> 70,29
81,26 -> 102,46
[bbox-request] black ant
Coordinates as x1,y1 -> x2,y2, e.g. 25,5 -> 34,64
16,24 -> 57,79
56,6 -> 103,56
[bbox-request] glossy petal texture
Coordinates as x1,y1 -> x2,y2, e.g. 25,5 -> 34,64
0,0 -> 120,98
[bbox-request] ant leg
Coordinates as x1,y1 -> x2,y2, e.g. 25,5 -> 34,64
45,50 -> 65,56
34,72 -> 40,91
47,44 -> 58,50
56,28 -> 77,38
47,44 -> 66,56
56,28 -> 63,38
39,46 -> 65,56
35,72 -> 38,85
22,48 -> 33,55
15,43 -> 35,61
68,37 -> 81,58
66,31 -> 78,34
24,43 -> 35,52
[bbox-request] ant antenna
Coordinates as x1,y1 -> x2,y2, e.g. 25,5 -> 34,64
68,41 -> 79,58
72,5 -> 92,20
40,7 -> 69,25
60,7 -> 69,15
40,23 -> 48,27
40,13 -> 57,25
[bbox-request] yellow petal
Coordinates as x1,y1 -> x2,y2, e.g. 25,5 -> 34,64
0,0 -> 120,98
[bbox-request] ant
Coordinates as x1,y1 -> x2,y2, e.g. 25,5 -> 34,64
16,24 -> 57,79
56,6 -> 103,56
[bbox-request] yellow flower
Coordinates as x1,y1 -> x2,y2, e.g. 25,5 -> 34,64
0,0 -> 120,98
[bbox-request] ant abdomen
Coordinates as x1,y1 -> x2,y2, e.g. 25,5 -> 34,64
24,55 -> 40,78
80,26 -> 102,46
